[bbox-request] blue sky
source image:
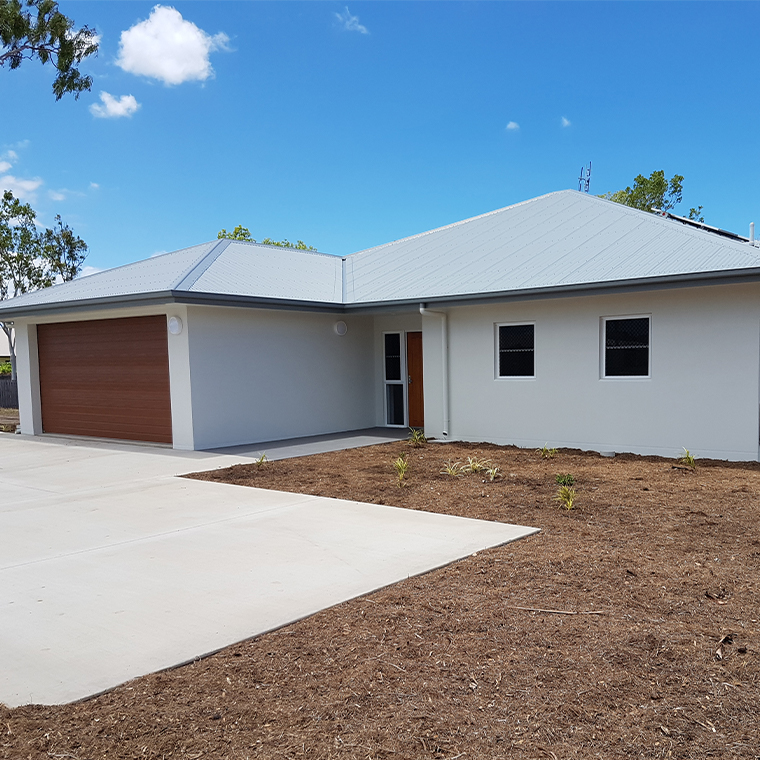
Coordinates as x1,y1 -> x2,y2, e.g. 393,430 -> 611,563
2,1 -> 759,272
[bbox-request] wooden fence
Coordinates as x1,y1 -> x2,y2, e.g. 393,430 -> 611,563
0,376 -> 18,409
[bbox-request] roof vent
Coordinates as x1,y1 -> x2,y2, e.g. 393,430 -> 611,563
751,222 -> 755,245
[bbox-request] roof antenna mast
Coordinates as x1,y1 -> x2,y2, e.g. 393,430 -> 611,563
578,161 -> 592,193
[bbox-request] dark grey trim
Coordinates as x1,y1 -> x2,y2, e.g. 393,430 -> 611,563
4,266 -> 760,320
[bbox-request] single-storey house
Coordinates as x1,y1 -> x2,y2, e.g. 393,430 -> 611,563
2,189 -> 760,460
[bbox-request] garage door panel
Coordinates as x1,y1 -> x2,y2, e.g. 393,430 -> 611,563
37,316 -> 173,444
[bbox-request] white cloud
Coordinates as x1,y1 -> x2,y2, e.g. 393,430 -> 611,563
90,182 -> 100,190
561,116 -> 571,128
90,92 -> 141,119
116,5 -> 230,85
0,175 -> 43,201
78,265 -> 103,279
0,161 -> 11,173
335,7 -> 369,34
506,121 -> 520,131
48,190 -> 67,201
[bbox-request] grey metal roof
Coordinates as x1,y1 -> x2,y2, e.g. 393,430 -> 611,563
2,190 -> 760,318
344,191 -> 760,304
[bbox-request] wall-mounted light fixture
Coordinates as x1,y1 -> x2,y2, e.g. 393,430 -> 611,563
334,320 -> 347,336
168,316 -> 183,335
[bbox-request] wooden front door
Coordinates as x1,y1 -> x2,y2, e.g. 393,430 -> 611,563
406,331 -> 424,428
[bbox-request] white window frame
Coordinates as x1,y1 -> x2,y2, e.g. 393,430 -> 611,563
600,314 -> 652,380
383,331 -> 407,427
495,321 -> 536,380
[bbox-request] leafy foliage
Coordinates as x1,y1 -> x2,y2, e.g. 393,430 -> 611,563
537,444 -> 557,459
0,360 -> 11,375
0,0 -> 98,99
555,473 -> 575,487
393,453 -> 409,486
600,170 -> 704,222
463,455 -> 492,473
217,225 -> 254,242
218,226 -> 317,251
485,465 -> 501,482
554,485 -> 577,510
440,460 -> 463,477
0,190 -> 87,378
678,448 -> 696,468
407,427 -> 427,447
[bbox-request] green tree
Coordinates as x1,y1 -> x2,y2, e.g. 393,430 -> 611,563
0,0 -> 98,99
218,226 -> 317,251
0,190 -> 88,379
217,225 -> 254,242
600,170 -> 704,223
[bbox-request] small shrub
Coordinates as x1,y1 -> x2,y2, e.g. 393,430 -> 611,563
407,427 -> 427,447
679,448 -> 696,468
440,460 -> 463,477
555,473 -> 575,487
463,455 -> 492,473
0,361 -> 11,376
485,465 -> 501,482
555,485 -> 577,510
537,444 -> 558,459
254,453 -> 268,467
393,453 -> 410,486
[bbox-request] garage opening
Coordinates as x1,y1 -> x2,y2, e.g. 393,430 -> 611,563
37,315 -> 173,444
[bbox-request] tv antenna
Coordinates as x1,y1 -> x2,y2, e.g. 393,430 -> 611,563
578,161 -> 592,193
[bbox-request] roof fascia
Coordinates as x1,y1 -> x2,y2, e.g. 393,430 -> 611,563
5,266 -> 760,320
341,267 -> 760,311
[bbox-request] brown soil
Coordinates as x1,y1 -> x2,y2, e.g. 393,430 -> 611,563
3,441 -> 760,759
0,407 -> 19,433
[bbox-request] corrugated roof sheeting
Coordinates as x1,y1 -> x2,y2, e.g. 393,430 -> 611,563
344,192 -> 760,303
3,190 -> 760,317
1,242 -> 218,309
190,242 -> 343,303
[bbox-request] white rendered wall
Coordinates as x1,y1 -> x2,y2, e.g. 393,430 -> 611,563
429,283 -> 760,461
186,306 -> 375,449
13,322 -> 42,435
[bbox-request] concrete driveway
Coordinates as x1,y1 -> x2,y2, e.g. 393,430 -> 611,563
0,435 -> 538,707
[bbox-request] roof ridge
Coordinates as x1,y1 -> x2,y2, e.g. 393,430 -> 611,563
346,190 -> 569,259
172,239 -> 233,291
222,239 -> 339,259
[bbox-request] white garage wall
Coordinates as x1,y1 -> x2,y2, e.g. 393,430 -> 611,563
186,305 -> 375,449
428,283 -> 760,461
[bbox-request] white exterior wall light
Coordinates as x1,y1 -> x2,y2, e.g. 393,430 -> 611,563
168,316 -> 183,335
334,320 -> 347,336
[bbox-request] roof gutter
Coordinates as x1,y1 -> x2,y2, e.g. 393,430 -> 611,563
419,304 -> 449,438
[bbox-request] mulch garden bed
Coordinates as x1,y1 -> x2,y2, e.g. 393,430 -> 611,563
3,440 -> 759,759
0,407 -> 19,433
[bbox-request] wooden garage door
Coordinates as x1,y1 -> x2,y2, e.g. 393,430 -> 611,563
37,316 -> 173,444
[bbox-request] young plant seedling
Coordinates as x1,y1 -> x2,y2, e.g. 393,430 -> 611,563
555,473 -> 575,487
407,427 -> 427,447
464,455 -> 492,473
394,453 -> 410,486
537,444 -> 558,459
440,460 -> 463,477
678,448 -> 696,468
554,485 -> 577,510
485,465 -> 501,482
254,453 -> 268,467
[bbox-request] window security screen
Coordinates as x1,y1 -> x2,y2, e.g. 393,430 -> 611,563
384,333 -> 402,381
605,317 -> 649,376
498,324 -> 535,377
